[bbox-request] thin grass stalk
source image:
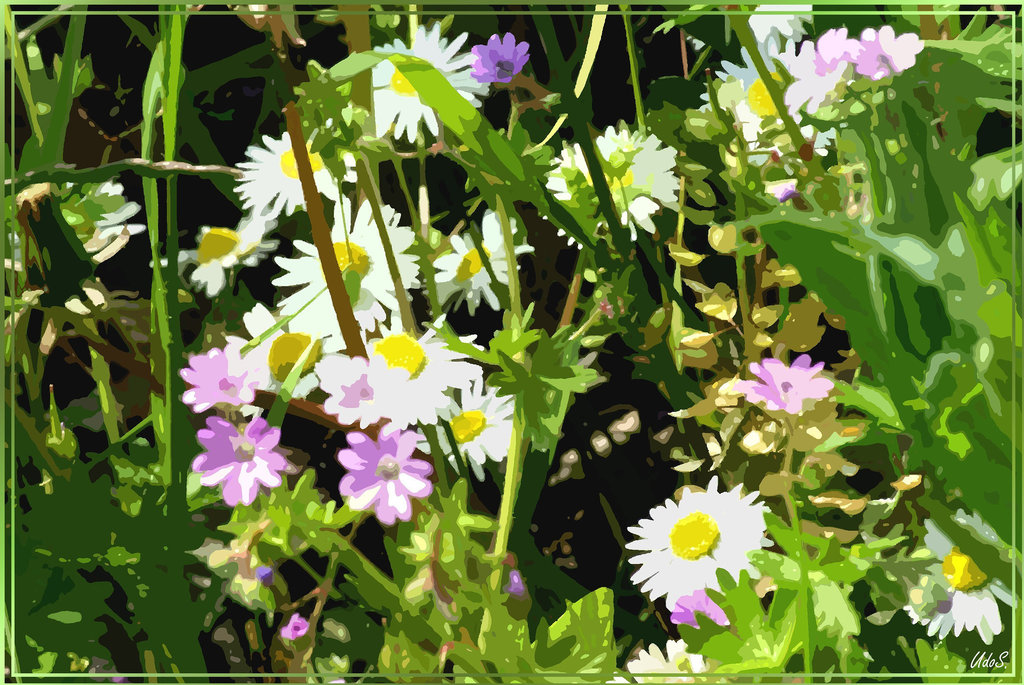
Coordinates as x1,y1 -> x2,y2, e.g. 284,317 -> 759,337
41,12 -> 86,163
355,154 -> 417,334
5,7 -> 44,144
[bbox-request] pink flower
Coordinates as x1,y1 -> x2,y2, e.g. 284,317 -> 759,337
854,26 -> 924,80
280,613 -> 309,641
671,590 -> 729,628
180,339 -> 267,412
770,180 -> 799,203
781,31 -> 859,116
191,416 -> 290,506
734,354 -> 834,414
813,27 -> 863,74
337,424 -> 433,526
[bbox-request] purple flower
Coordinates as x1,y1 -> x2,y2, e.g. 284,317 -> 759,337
280,613 -> 309,641
671,590 -> 729,628
854,26 -> 924,80
470,33 -> 530,84
255,565 -> 275,586
770,180 -> 799,203
734,354 -> 835,415
191,416 -> 290,506
504,569 -> 527,597
337,424 -> 433,526
180,339 -> 267,413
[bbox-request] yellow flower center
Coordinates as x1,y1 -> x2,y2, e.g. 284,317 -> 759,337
197,228 -> 241,264
375,333 -> 427,378
450,410 -> 487,444
331,241 -> 371,277
390,71 -> 417,97
669,511 -> 720,561
748,74 -> 783,118
279,146 -> 325,180
267,333 -> 321,383
584,168 -> 635,192
942,547 -> 987,592
455,247 -> 491,282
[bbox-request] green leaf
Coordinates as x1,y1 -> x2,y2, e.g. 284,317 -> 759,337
915,639 -> 967,682
832,379 -> 904,431
537,588 -> 616,673
968,147 -> 1021,210
46,610 -> 82,624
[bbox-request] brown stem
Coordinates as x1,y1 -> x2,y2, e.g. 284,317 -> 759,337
679,29 -> 690,79
282,102 -> 367,358
559,271 -> 583,329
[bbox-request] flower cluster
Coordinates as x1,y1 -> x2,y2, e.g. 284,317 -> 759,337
783,25 -> 925,115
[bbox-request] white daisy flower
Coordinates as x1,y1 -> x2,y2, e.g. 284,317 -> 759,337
594,125 -> 679,235
904,517 -> 1011,645
715,49 -> 830,159
610,639 -> 708,683
366,323 -> 483,429
241,303 -> 342,399
435,379 -> 514,480
434,210 -> 532,314
236,133 -> 355,219
315,353 -> 410,428
547,127 -> 679,242
748,5 -> 812,60
372,23 -> 489,143
57,181 -> 146,261
272,195 -> 419,337
181,211 -> 278,297
626,476 -> 769,607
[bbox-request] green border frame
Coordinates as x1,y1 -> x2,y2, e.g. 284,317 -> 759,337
1,2 -> 1021,683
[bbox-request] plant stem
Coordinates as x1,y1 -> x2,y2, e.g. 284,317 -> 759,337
464,223 -> 510,311
6,159 -> 241,191
490,408 -> 527,575
559,252 -> 586,328
729,14 -> 807,153
735,253 -> 755,363
408,5 -> 418,40
422,424 -> 451,496
88,347 -> 120,443
780,419 -> 814,674
283,103 -> 367,358
356,154 -> 417,334
495,196 -> 522,327
620,6 -> 646,134
5,7 -> 44,144
16,5 -> 72,42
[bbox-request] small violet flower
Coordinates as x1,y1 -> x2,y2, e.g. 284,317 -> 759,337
504,569 -> 527,598
854,26 -> 924,80
255,565 -> 275,586
180,339 -> 267,413
337,424 -> 434,525
471,33 -> 530,84
280,613 -> 309,641
671,590 -> 729,628
192,416 -> 290,506
734,354 -> 835,415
